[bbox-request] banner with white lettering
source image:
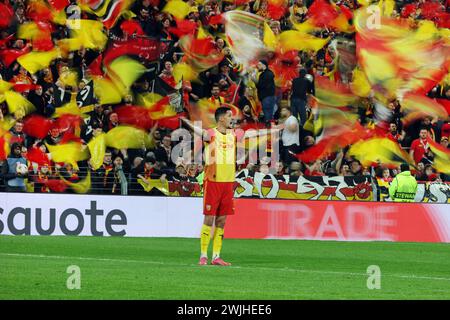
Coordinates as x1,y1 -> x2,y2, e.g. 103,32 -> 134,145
378,181 -> 450,203
140,170 -> 374,201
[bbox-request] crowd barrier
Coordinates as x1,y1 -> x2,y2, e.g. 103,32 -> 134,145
1,193 -> 449,243
379,181 -> 450,203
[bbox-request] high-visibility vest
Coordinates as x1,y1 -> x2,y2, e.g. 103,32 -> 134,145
388,171 -> 418,202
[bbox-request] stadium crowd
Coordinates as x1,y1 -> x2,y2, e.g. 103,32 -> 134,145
0,0 -> 449,196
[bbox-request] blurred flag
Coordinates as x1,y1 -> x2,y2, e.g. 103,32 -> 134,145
105,125 -> 151,149
5,91 -> 36,119
87,133 -> 106,170
224,10 -> 266,68
278,31 -> 329,53
179,35 -> 224,72
0,2 -> 14,29
46,142 -> 90,165
78,0 -> 135,29
0,129 -> 11,160
62,171 -> 92,193
163,0 -> 191,20
427,138 -> 450,174
315,75 -> 357,107
17,49 -> 60,74
349,137 -> 413,168
401,93 -> 449,125
22,115 -> 53,139
27,146 -> 51,166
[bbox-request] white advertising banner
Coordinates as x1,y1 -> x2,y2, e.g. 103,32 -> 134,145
0,193 -> 203,237
2,193 -> 450,243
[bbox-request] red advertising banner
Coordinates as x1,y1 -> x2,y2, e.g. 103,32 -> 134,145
227,199 -> 450,243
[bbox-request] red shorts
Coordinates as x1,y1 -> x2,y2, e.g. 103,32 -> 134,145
203,180 -> 235,216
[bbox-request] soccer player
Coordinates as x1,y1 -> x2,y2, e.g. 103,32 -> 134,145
182,107 -> 243,266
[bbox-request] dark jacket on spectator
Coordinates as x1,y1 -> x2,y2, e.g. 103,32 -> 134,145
291,76 -> 315,100
256,68 -> 275,101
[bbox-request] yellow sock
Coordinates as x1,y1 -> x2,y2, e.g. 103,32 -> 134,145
200,224 -> 212,257
212,227 -> 224,259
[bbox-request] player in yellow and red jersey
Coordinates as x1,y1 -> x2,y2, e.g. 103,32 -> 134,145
182,107 -> 244,266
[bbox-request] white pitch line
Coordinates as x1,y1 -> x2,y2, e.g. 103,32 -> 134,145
2,252 -> 450,283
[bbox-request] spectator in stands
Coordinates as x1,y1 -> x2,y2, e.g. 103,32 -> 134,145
413,161 -> 425,180
45,128 -> 62,146
349,159 -> 363,176
339,163 -> 351,176
111,154 -> 129,194
410,128 -> 430,164
275,161 -> 286,176
159,61 -> 176,87
33,163 -> 53,193
440,136 -> 449,149
279,106 -> 300,164
91,150 -> 114,194
155,134 -> 174,168
28,85 -> 47,116
137,7 -> 158,37
291,68 -> 315,126
417,164 -> 438,182
2,143 -> 28,192
381,168 -> 393,183
288,161 -> 304,177
387,122 -> 405,143
9,121 -> 28,147
255,60 -> 276,124
90,104 -> 108,131
289,0 -> 308,24
304,159 -> 324,176
208,84 -> 225,107
106,112 -> 120,132
301,135 -> 315,152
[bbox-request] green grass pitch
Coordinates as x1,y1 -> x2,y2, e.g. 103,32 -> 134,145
1,235 -> 450,299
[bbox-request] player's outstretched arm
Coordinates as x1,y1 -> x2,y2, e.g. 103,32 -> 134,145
180,117 -> 211,141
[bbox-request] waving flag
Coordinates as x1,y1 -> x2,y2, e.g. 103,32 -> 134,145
179,35 -> 224,72
315,75 -> 357,107
17,49 -> 60,74
0,2 -> 14,29
427,138 -> 450,174
46,142 -> 90,165
224,11 -> 267,68
63,19 -> 108,51
105,125 -> 152,149
22,115 -> 53,139
62,171 -> 92,193
0,46 -> 32,68
87,133 -> 106,170
5,91 -> 36,119
103,37 -> 160,66
401,93 -> 449,125
27,147 -> 51,166
296,124 -> 364,163
162,0 -> 191,20
0,129 -> 11,161
349,137 -> 413,168
78,0 -> 135,29
354,9 -> 450,99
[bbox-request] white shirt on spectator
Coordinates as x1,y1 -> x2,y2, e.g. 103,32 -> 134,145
282,115 -> 299,146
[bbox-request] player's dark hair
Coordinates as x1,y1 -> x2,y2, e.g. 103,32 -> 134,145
215,106 -> 231,122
